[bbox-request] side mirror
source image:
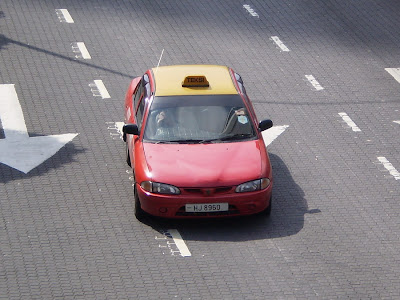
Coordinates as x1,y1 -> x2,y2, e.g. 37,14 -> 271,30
123,124 -> 139,136
259,119 -> 273,132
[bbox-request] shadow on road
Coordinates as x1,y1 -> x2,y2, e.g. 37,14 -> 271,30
0,34 -> 134,78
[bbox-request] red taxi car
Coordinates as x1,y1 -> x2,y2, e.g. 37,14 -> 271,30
123,65 -> 273,219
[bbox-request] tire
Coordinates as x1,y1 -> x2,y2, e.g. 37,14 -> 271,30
134,182 -> 145,220
126,142 -> 131,167
261,195 -> 272,217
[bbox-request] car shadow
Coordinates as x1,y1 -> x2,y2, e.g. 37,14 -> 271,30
141,152 -> 320,241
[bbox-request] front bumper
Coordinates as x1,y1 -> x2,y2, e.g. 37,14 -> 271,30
136,184 -> 272,218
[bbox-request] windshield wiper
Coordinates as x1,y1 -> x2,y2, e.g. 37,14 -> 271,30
152,140 -> 178,144
170,139 -> 206,144
218,133 -> 254,141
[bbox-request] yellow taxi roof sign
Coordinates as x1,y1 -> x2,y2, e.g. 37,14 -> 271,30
182,75 -> 209,87
152,65 -> 238,96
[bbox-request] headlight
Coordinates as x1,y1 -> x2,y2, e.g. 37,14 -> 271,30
235,178 -> 270,193
140,181 -> 181,195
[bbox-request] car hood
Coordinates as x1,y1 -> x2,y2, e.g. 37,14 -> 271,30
143,140 -> 264,187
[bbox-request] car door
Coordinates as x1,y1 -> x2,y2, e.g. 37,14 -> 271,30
128,74 -> 151,167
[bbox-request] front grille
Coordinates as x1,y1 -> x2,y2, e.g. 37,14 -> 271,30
183,187 -> 233,195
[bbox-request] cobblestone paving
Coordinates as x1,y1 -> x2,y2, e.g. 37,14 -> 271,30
1,0 -> 400,298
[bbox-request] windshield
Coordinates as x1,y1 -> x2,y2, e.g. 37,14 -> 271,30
143,95 -> 256,143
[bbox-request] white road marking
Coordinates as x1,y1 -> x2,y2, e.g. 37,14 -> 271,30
115,122 -> 124,136
89,80 -> 110,99
385,68 -> 400,84
393,121 -> 400,125
243,4 -> 259,18
262,125 -> 289,147
0,84 -> 78,174
271,36 -> 290,52
55,9 -> 74,23
168,229 -> 191,257
338,112 -> 361,132
378,157 -> 400,180
106,122 -> 124,140
305,75 -> 324,91
71,42 -> 91,59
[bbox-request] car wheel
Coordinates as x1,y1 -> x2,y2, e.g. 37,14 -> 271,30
126,142 -> 131,167
134,182 -> 145,220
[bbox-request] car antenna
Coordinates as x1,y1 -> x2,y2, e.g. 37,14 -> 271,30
155,49 -> 164,74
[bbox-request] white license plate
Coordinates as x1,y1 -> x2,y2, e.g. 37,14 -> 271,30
185,203 -> 229,213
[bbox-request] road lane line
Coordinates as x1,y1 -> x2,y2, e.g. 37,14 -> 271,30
338,112 -> 361,132
305,75 -> 324,91
243,4 -> 259,18
90,80 -> 110,99
71,42 -> 91,59
55,9 -> 74,23
394,121 -> 400,125
271,36 -> 290,52
378,157 -> 400,180
168,229 -> 191,257
385,68 -> 400,84
77,42 -> 91,59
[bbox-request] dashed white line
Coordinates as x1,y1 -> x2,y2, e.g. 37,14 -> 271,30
385,68 -> 400,84
55,9 -> 74,23
338,112 -> 361,132
378,157 -> 400,180
305,75 -> 324,91
168,229 -> 191,257
72,42 -> 91,59
243,4 -> 259,18
271,36 -> 290,52
89,80 -> 111,99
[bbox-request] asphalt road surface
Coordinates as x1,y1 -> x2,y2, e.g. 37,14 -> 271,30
1,0 -> 400,299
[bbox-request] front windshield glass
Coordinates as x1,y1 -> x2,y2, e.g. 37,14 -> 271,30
143,95 -> 256,143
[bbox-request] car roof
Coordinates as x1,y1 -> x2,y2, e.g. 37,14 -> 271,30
151,65 -> 238,96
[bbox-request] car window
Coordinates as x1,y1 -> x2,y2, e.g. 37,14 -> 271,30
143,95 -> 256,143
234,73 -> 247,95
136,97 -> 145,128
133,75 -> 152,128
133,80 -> 143,114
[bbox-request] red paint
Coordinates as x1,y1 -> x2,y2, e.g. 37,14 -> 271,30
143,141 -> 264,187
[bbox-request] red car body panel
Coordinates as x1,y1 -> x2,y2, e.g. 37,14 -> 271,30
143,141 -> 266,187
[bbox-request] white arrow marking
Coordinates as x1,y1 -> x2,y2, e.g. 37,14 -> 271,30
385,68 -> 400,84
394,121 -> 400,125
0,84 -> 78,174
262,125 -> 289,147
